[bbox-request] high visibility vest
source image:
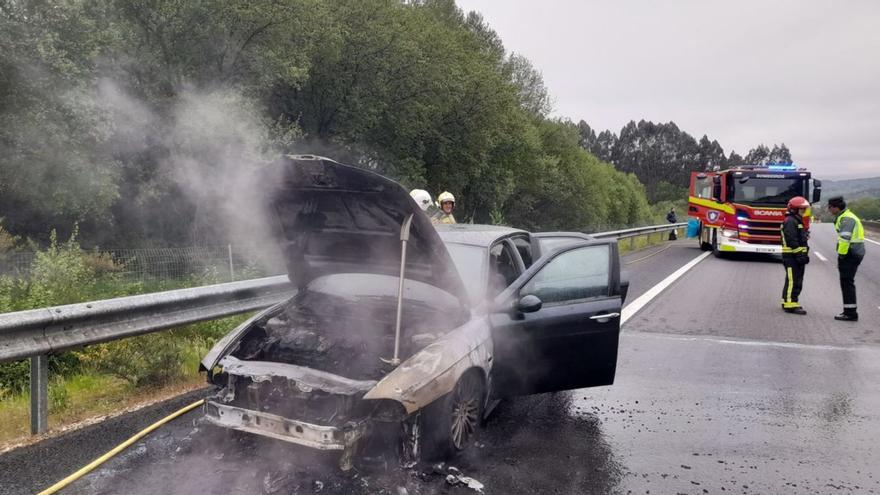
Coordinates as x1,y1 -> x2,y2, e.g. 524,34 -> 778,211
835,209 -> 864,256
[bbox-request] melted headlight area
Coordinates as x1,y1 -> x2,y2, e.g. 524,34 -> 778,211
205,360 -> 411,470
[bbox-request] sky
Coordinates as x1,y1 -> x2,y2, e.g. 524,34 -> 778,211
455,0 -> 880,180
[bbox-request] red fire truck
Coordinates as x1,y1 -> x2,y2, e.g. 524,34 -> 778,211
688,164 -> 822,256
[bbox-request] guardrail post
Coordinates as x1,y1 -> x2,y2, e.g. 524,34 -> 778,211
228,244 -> 235,282
629,236 -> 635,250
30,354 -> 49,434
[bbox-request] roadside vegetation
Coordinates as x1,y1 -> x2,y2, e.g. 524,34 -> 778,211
0,228 -> 248,445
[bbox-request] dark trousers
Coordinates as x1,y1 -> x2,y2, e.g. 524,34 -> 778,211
838,254 -> 863,314
781,257 -> 805,307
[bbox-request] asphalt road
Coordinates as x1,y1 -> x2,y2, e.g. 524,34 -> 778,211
3,228 -> 878,494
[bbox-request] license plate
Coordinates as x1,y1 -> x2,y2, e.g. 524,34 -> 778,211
755,247 -> 777,253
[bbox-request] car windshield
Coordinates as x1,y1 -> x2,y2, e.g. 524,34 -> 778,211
443,243 -> 486,304
729,175 -> 807,205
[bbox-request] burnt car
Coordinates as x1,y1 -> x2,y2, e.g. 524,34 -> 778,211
200,155 -> 625,469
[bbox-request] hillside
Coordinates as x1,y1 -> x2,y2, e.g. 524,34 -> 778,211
820,177 -> 880,201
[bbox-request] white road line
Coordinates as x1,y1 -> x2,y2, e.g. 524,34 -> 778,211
621,251 -> 711,325
814,251 -> 828,262
624,331 -> 880,352
866,237 -> 880,247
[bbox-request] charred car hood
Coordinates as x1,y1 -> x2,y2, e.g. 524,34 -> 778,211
262,155 -> 467,306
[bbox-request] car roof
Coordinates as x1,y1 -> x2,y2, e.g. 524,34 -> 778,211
435,224 -> 527,247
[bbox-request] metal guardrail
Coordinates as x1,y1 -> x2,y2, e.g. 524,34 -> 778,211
1,276 -> 295,434
1,224 -> 683,435
592,223 -> 687,240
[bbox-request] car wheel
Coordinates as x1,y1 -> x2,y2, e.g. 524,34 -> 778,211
419,371 -> 485,460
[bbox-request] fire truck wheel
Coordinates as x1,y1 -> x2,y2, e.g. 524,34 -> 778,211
699,227 -> 711,251
711,230 -> 726,259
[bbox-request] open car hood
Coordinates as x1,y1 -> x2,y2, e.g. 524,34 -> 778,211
262,155 -> 468,307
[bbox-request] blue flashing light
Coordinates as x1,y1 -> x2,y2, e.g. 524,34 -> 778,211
767,163 -> 797,171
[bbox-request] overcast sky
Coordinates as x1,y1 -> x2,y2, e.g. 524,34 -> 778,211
455,0 -> 880,180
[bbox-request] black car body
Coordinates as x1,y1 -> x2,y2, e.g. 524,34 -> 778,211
200,155 -> 624,468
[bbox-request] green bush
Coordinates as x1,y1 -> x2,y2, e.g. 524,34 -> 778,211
76,315 -> 246,388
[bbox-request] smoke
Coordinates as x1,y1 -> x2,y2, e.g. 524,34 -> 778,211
85,79 -> 292,271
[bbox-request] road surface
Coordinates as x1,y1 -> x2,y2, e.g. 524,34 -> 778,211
2,224 -> 877,494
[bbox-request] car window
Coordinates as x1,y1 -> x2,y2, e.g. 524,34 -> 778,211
444,243 -> 486,304
489,241 -> 519,297
521,245 -> 610,304
537,236 -> 585,252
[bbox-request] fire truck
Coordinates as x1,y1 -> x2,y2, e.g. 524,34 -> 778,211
688,164 -> 822,256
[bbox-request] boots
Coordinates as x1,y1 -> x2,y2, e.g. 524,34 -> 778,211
834,312 -> 858,321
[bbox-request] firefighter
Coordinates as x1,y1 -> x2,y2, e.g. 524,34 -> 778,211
409,189 -> 433,212
780,196 -> 811,314
827,196 -> 865,321
432,191 -> 457,225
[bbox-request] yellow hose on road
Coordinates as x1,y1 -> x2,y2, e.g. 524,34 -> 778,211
38,399 -> 205,495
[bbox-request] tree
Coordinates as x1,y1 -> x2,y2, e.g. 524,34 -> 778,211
505,53 -> 552,116
727,150 -> 745,168
0,0 -> 656,247
697,135 -> 725,171
768,143 -> 793,164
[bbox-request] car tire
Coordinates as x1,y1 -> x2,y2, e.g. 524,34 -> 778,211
419,371 -> 485,461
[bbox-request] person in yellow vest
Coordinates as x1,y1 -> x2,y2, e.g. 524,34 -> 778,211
780,196 -> 810,314
827,196 -> 865,321
431,191 -> 457,225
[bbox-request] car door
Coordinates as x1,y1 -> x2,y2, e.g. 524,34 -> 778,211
489,240 -> 622,397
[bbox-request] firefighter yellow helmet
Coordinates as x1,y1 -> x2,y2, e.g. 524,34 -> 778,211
437,191 -> 455,205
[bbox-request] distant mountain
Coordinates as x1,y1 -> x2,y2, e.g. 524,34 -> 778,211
820,177 -> 880,201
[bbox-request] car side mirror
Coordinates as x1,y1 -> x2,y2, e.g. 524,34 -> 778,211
712,175 -> 722,201
517,294 -> 542,313
812,179 -> 822,204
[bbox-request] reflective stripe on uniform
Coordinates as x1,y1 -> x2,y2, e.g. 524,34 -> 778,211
785,267 -> 794,303
843,304 -> 858,308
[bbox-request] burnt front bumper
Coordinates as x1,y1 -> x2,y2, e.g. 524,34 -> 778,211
205,400 -> 368,450
205,400 -> 370,469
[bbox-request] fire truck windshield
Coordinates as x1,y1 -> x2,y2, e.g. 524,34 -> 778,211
729,175 -> 807,205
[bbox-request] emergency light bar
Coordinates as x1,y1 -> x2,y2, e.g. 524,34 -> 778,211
767,163 -> 797,171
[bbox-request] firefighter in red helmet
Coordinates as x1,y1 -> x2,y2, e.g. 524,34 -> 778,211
780,196 -> 811,314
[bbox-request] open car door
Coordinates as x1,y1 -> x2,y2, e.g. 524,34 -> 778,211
489,239 -> 622,397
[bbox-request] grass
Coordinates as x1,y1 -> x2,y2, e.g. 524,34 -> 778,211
0,369 -> 206,449
0,314 -> 248,449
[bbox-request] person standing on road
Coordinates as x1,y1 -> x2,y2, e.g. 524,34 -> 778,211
827,196 -> 865,321
666,208 -> 678,240
432,191 -> 457,225
780,196 -> 811,314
